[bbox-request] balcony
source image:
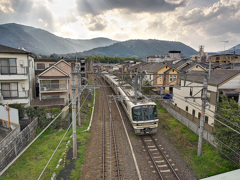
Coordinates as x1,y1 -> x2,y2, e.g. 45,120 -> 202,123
0,66 -> 28,80
40,83 -> 68,92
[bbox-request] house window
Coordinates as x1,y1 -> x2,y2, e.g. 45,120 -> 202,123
1,83 -> 18,98
37,63 -> 45,69
186,106 -> 188,112
207,91 -> 211,102
205,116 -> 209,124
0,58 -> 17,74
190,87 -> 193,96
170,75 -> 176,82
192,109 -> 195,117
198,112 -> 201,119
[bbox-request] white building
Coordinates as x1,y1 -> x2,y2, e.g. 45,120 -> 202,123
173,70 -> 240,127
0,44 -> 35,106
147,51 -> 183,63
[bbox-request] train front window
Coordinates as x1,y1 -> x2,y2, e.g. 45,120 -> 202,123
143,108 -> 148,120
132,106 -> 142,121
149,105 -> 158,119
132,105 -> 158,121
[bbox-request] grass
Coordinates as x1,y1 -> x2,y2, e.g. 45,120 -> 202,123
0,90 -> 95,180
157,103 -> 238,179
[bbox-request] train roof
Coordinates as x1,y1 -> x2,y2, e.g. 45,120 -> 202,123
104,72 -> 154,104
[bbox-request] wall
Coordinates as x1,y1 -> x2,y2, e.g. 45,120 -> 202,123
0,118 -> 38,172
160,101 -> 216,147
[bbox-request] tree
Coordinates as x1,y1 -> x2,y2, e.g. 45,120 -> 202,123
26,106 -> 36,119
213,94 -> 240,162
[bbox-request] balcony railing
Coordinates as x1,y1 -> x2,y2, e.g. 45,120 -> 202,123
0,66 -> 28,75
40,83 -> 68,92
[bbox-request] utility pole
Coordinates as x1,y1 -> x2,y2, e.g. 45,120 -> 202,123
78,74 -> 81,126
197,75 -> 208,156
71,71 -> 77,159
134,72 -> 138,105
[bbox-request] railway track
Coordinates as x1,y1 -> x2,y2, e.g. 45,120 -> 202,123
141,135 -> 180,180
98,77 -> 121,180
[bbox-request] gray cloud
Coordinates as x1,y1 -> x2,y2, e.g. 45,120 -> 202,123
76,0 -> 187,15
178,0 -> 240,36
87,17 -> 107,31
0,0 -> 54,31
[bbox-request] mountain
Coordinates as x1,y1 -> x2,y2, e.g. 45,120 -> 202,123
208,44 -> 240,56
0,23 -> 117,55
74,39 -> 197,59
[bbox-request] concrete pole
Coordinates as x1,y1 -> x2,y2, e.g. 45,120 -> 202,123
78,74 -> 81,126
71,73 -> 77,159
134,72 -> 138,105
197,76 -> 208,156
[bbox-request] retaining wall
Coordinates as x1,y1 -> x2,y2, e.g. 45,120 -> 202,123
0,118 -> 38,172
160,101 -> 216,147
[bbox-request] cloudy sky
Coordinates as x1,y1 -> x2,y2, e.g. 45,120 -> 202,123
0,0 -> 239,52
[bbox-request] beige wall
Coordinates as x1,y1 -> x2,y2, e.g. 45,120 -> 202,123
173,81 -> 217,126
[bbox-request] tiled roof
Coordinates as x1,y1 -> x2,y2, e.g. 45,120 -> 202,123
0,44 -> 30,54
180,70 -> 240,86
141,63 -> 170,73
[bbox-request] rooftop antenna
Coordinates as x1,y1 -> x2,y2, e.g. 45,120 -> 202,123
220,40 -> 228,52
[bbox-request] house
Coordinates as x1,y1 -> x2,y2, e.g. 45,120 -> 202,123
146,51 -> 183,63
208,54 -> 240,64
173,70 -> 240,130
0,44 -> 35,106
31,59 -> 72,107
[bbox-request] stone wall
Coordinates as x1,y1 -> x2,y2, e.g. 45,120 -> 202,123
0,118 -> 38,173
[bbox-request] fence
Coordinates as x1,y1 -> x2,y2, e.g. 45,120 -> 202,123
159,100 -> 216,147
0,118 -> 38,172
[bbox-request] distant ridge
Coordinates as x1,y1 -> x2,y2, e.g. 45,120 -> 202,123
73,39 -> 198,60
0,23 -> 117,55
0,23 -> 198,58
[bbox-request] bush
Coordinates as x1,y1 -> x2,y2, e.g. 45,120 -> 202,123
26,106 -> 36,119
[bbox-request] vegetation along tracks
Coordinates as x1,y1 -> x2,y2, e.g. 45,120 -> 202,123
141,135 -> 180,180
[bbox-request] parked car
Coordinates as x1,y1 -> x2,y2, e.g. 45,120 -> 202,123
163,93 -> 172,100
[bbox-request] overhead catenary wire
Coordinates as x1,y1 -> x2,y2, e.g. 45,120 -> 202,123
37,122 -> 72,180
0,84 -> 88,176
173,93 -> 240,129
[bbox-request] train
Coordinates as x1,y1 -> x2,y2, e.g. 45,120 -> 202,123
102,71 -> 159,135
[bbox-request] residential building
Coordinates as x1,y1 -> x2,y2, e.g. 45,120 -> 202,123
0,44 -> 35,106
209,54 -> 240,64
190,45 -> 209,63
173,70 -> 240,129
146,51 -> 183,63
31,59 -> 72,107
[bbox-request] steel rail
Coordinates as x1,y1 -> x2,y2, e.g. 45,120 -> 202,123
100,76 -> 121,180
141,137 -> 164,180
150,135 -> 180,180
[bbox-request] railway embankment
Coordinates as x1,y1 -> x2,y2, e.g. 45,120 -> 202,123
156,101 -> 238,179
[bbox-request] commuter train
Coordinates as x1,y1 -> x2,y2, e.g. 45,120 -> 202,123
102,72 -> 159,135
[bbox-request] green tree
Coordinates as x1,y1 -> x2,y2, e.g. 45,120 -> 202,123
26,106 -> 36,119
213,94 -> 240,162
36,106 -> 48,129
